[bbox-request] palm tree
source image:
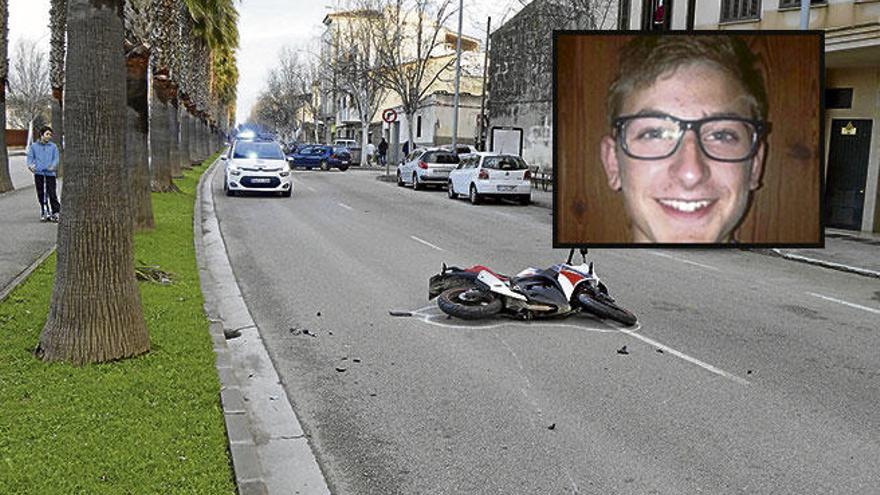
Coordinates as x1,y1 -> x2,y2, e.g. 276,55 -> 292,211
124,0 -> 155,230
0,0 -> 12,194
149,0 -> 177,192
49,0 -> 65,167
37,0 -> 150,364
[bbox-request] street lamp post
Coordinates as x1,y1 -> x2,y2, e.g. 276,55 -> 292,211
451,0 -> 464,150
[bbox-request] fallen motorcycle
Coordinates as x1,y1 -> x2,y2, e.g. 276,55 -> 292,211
428,249 -> 637,326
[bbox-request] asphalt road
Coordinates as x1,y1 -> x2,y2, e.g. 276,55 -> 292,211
212,167 -> 880,495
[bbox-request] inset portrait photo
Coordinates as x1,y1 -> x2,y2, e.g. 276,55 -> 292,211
553,32 -> 823,248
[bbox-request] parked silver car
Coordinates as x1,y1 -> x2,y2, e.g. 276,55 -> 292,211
396,148 -> 460,190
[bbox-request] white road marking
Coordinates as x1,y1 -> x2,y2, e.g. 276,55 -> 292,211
337,202 -> 353,211
649,251 -> 721,272
411,235 -> 444,251
402,305 -> 747,384
807,292 -> 880,315
614,326 -> 750,385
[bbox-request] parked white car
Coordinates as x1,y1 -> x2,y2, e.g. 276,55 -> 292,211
396,148 -> 460,190
223,139 -> 292,197
447,152 -> 531,205
443,144 -> 479,160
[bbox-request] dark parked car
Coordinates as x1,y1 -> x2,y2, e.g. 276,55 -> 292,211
288,145 -> 351,171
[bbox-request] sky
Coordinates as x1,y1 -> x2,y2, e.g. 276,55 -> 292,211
7,0 -> 524,126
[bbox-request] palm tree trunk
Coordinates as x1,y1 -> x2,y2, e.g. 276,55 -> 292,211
126,48 -> 153,231
150,76 -> 175,192
0,0 -> 12,194
189,114 -> 199,164
168,91 -> 183,178
179,108 -> 190,167
49,0 -> 66,177
37,0 -> 149,365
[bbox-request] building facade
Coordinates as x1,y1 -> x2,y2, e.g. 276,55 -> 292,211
621,0 -> 880,233
488,0 -> 620,173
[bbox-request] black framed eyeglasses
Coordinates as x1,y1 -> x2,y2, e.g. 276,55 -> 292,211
613,113 -> 766,162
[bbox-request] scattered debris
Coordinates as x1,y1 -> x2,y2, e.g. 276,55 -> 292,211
341,356 -> 348,361
369,393 -> 377,397
329,331 -> 333,336
656,348 -> 664,353
747,370 -> 753,375
353,358 -> 361,363
335,366 -> 347,373
224,328 -> 242,339
316,311 -> 322,317
617,345 -> 629,355
289,327 -> 301,336
388,310 -> 413,317
134,263 -> 174,284
302,329 -> 316,337
547,423 -> 556,430
269,396 -> 278,401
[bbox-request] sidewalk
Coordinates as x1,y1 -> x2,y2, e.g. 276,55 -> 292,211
0,155 -> 59,301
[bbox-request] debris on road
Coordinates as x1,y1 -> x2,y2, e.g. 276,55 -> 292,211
617,345 -> 629,355
335,366 -> 347,373
547,423 -> 556,430
388,310 -> 413,317
316,311 -> 322,317
656,348 -> 664,354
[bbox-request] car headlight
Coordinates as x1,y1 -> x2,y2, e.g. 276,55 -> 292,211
229,168 -> 241,176
280,171 -> 290,177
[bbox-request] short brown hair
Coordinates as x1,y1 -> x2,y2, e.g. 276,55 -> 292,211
607,35 -> 768,126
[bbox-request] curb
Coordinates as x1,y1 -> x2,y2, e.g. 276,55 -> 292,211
194,159 -> 330,495
770,249 -> 880,279
0,245 -> 56,303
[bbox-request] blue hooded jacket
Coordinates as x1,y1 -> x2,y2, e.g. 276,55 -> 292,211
26,140 -> 60,176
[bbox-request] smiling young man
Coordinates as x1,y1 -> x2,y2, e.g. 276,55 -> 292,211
599,36 -> 768,243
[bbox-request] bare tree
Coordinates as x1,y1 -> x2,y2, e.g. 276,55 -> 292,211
334,9 -> 388,164
541,0 -> 617,29
364,0 -> 456,149
252,46 -> 324,143
6,38 -> 51,130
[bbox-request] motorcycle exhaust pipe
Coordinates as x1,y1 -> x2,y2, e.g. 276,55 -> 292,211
524,303 -> 555,312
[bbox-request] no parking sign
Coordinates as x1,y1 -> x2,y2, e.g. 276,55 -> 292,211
382,108 -> 397,124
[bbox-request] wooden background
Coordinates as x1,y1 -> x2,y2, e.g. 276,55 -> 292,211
554,33 -> 822,246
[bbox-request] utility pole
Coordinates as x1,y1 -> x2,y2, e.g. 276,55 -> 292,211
478,17 -> 491,151
799,0 -> 810,29
451,0 -> 464,149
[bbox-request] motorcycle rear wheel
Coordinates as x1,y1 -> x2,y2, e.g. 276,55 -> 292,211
576,291 -> 637,326
437,287 -> 503,320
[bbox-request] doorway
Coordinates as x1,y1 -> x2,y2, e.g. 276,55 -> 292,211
826,119 -> 872,230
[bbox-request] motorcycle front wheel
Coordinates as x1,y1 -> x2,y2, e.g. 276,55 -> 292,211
576,290 -> 637,326
437,287 -> 503,320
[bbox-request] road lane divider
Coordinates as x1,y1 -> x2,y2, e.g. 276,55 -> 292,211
411,235 -> 444,251
337,202 -> 353,211
615,326 -> 750,385
649,251 -> 721,272
807,292 -> 880,315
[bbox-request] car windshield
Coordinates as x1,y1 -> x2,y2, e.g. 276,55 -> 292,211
422,151 -> 459,164
333,147 -> 349,153
232,141 -> 284,160
483,156 -> 528,170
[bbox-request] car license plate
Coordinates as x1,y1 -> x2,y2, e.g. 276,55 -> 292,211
497,185 -> 515,192
342,161 -> 349,164
251,178 -> 271,183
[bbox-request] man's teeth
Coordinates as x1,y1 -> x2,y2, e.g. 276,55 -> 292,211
658,199 -> 712,213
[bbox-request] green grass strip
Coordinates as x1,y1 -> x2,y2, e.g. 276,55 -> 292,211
0,156 -> 236,494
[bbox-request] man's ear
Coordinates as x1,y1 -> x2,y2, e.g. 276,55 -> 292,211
600,135 -> 622,191
748,141 -> 766,190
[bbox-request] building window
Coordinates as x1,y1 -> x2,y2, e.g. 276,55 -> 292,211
416,116 -> 422,138
826,88 -> 853,110
778,0 -> 825,8
720,0 -> 761,22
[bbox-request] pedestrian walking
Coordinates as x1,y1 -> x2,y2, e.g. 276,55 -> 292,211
402,140 -> 410,157
377,137 -> 388,166
365,141 -> 376,166
26,126 -> 61,222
